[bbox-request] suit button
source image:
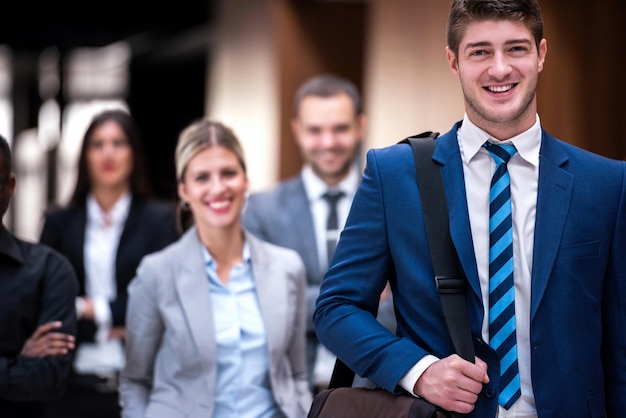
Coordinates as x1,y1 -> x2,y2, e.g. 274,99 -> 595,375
484,386 -> 497,398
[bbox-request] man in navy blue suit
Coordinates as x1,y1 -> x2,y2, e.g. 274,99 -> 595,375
314,0 -> 626,417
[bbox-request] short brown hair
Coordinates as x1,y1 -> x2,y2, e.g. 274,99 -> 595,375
293,74 -> 362,117
446,0 -> 544,57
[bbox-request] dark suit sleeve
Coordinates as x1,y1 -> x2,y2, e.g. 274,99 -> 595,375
0,247 -> 78,401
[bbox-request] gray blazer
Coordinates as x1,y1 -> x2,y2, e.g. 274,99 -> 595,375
119,227 -> 312,418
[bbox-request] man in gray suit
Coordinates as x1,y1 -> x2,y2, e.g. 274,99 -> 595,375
243,74 -> 395,392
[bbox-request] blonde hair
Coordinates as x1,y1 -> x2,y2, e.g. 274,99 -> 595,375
175,118 -> 246,183
174,119 -> 247,232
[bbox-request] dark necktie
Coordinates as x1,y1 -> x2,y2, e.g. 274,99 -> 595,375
484,142 -> 521,409
322,190 -> 345,266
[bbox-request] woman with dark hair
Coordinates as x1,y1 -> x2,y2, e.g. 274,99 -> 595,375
40,108 -> 179,418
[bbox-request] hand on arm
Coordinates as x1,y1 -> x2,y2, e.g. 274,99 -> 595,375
77,296 -> 95,321
109,326 -> 126,340
20,321 -> 75,357
414,354 -> 489,414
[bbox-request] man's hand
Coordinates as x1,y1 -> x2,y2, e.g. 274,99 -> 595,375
414,354 -> 489,414
20,321 -> 75,357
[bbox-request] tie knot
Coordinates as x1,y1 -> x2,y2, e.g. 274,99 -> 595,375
484,142 -> 517,165
322,190 -> 345,206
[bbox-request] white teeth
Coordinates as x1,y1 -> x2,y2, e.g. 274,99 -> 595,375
210,201 -> 229,209
488,85 -> 513,92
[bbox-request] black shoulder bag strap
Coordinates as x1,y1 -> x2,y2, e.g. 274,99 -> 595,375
328,131 -> 474,417
402,132 -> 473,418
402,132 -> 474,363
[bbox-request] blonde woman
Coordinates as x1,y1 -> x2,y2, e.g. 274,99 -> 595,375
120,119 -> 312,417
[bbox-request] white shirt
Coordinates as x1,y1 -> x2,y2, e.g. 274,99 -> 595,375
301,163 -> 361,271
73,192 -> 130,375
401,115 -> 540,418
202,243 -> 280,418
301,163 -> 361,387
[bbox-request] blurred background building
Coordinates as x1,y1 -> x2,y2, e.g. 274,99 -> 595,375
1,0 -> 624,241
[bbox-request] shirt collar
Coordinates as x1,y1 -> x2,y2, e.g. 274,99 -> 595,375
201,240 -> 252,269
301,163 -> 360,201
87,191 -> 132,227
458,113 -> 541,167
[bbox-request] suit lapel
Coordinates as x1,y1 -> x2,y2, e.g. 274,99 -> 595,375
247,233 -> 284,361
530,132 -> 572,319
434,128 -> 482,304
434,127 -> 574,323
116,196 -> 140,282
69,205 -> 88,292
285,179 -> 320,281
174,228 -> 215,371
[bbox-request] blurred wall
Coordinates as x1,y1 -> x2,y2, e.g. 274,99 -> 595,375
364,0 -> 463,152
207,0 -> 281,193
207,0 -> 626,193
207,0 -> 367,192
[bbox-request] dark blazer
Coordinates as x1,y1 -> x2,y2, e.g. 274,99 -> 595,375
39,195 -> 179,343
314,122 -> 626,417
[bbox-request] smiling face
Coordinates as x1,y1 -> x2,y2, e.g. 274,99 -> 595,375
178,145 -> 248,233
291,92 -> 364,186
86,120 -> 134,192
446,19 -> 547,139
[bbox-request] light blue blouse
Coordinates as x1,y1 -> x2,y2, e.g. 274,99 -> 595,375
202,244 -> 282,418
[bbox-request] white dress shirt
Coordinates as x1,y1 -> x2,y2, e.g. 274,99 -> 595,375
301,163 -> 361,387
401,115 -> 541,418
301,163 -> 361,271
74,192 -> 130,376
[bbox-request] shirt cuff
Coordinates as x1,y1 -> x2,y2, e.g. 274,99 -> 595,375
93,296 -> 112,343
75,297 -> 86,318
399,354 -> 439,397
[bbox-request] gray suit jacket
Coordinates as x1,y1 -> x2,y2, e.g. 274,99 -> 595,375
119,227 -> 312,418
243,175 -> 396,390
243,177 -> 321,331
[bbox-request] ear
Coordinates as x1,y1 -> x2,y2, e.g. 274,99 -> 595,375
6,174 -> 15,196
291,117 -> 302,143
177,181 -> 187,204
537,38 -> 547,73
356,114 -> 367,142
446,46 -> 460,77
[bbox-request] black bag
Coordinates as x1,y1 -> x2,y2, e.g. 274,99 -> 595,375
308,387 -> 449,418
308,132 -> 473,418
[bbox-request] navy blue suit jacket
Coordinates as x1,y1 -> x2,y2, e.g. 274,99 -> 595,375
314,123 -> 626,417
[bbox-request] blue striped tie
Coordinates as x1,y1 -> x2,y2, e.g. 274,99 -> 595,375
484,142 -> 521,409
